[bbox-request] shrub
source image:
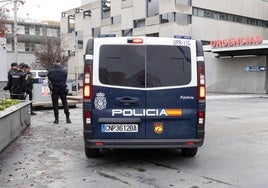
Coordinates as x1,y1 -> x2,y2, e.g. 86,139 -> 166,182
0,99 -> 19,111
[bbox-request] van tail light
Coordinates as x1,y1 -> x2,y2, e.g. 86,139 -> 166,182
83,65 -> 92,100
197,65 -> 206,100
199,85 -> 206,99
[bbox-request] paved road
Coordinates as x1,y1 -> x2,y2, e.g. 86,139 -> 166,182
1,96 -> 268,188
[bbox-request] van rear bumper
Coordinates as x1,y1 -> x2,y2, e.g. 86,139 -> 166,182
85,138 -> 204,149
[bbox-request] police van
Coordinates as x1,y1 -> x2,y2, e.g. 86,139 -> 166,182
83,35 -> 206,158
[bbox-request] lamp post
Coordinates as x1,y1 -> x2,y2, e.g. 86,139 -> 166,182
14,0 -> 18,63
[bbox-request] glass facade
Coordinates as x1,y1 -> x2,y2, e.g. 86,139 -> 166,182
193,7 -> 268,28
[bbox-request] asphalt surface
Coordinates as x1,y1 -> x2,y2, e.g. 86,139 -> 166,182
1,95 -> 268,188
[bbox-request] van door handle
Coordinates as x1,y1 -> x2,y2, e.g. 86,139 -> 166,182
116,97 -> 139,105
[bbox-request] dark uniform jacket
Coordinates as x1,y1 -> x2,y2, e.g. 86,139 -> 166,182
4,70 -> 26,94
48,65 -> 68,90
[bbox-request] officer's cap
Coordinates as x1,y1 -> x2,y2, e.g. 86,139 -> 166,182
11,62 -> 18,67
24,64 -> 30,69
19,63 -> 26,69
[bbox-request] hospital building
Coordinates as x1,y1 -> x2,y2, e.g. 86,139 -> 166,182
61,0 -> 268,93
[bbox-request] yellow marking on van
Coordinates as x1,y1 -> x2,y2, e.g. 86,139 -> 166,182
165,109 -> 182,117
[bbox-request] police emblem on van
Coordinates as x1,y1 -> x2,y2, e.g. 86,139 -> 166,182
94,92 -> 107,110
154,122 -> 163,134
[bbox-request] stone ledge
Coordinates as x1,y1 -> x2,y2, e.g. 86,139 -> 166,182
0,101 -> 31,153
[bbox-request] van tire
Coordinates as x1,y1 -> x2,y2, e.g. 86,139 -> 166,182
181,148 -> 198,157
85,147 -> 100,158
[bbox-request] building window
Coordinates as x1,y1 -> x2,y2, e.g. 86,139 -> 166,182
42,27 -> 48,36
76,31 -> 83,49
57,29 -> 60,37
175,13 -> 191,24
47,28 -> 58,37
197,9 -> 205,17
102,0 -> 111,19
84,10 -> 91,18
219,12 -> 228,21
18,42 -> 25,52
17,25 -> 25,35
146,33 -> 159,37
92,27 -> 100,38
112,15 -> 121,25
147,0 -> 159,17
160,13 -> 175,23
35,26 -> 41,35
201,40 -> 210,45
62,12 -> 68,18
25,25 -> 29,35
76,8 -> 83,13
68,50 -> 75,57
29,25 -> 35,35
175,0 -> 192,6
134,19 -> 145,28
25,43 -> 30,52
68,15 -> 75,33
122,29 -> 133,36
161,13 -> 191,24
6,42 -> 12,51
192,7 -> 268,28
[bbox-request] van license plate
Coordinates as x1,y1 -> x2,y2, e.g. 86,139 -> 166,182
101,124 -> 138,133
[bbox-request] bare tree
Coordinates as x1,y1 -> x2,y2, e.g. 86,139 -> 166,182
35,37 -> 69,71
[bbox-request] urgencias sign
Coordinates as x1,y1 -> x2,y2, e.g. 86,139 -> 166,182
210,36 -> 263,48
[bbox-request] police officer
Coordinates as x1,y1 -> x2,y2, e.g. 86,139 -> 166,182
4,63 -> 26,100
3,62 -> 19,97
24,65 -> 36,115
48,57 -> 71,124
8,62 -> 19,77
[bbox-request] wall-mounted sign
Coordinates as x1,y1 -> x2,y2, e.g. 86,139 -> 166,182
245,66 -> 266,72
211,36 -> 263,48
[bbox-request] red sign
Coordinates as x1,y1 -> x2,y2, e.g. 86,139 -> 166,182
210,36 -> 263,48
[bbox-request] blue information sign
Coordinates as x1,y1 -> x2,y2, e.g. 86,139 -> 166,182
245,66 -> 266,72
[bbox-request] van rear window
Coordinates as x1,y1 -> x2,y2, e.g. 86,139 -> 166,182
99,45 -> 191,88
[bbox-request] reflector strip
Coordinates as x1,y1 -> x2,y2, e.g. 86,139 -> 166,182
166,109 -> 182,117
200,75 -> 205,85
85,54 -> 93,60
85,74 -> 90,84
197,56 -> 204,62
187,141 -> 195,145
95,142 -> 104,146
198,118 -> 204,124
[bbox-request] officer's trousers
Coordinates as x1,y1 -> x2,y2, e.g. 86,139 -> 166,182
51,88 -> 70,120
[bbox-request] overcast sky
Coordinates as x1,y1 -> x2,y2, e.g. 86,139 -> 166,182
15,0 -> 81,21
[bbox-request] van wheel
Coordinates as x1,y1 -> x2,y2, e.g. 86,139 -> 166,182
85,147 -> 100,158
181,148 -> 198,157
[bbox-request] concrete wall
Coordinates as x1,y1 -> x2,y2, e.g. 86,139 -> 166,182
0,101 -> 31,153
206,53 -> 267,94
